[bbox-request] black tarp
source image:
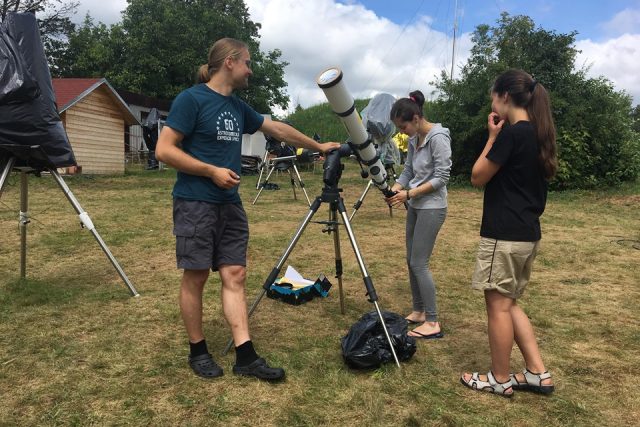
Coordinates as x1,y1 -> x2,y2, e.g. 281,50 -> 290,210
341,311 -> 416,369
0,12 -> 76,168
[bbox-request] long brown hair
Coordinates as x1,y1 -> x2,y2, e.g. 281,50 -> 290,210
196,38 -> 248,83
492,69 -> 557,179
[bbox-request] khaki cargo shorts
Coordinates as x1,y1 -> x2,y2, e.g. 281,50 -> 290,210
471,237 -> 540,299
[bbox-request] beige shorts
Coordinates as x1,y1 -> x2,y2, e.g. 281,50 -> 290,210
471,237 -> 540,299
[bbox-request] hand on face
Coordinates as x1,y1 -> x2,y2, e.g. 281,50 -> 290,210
488,112 -> 504,137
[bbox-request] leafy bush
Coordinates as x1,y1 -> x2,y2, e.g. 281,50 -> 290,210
430,13 -> 640,189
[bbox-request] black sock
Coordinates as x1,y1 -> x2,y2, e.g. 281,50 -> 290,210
235,340 -> 259,366
189,339 -> 209,358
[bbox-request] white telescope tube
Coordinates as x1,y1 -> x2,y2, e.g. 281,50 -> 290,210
316,67 -> 393,195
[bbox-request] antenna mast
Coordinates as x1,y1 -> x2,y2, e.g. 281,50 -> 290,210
450,0 -> 458,80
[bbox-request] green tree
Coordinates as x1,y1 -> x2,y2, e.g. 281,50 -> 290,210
0,0 -> 79,68
53,15 -> 125,79
430,13 -> 639,188
632,105 -> 640,134
56,0 -> 289,113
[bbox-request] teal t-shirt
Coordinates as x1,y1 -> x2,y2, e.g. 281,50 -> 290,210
165,84 -> 264,203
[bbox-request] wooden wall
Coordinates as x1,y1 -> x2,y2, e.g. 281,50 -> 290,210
63,86 -> 125,174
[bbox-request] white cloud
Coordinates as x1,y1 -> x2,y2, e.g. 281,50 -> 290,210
53,1 -> 639,108
245,0 -> 471,114
67,0 -> 127,25
600,7 -> 640,37
576,33 -> 640,104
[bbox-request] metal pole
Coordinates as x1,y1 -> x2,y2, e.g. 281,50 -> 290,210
49,169 -> 139,297
337,198 -> 400,368
288,168 -> 298,200
19,170 -> 29,278
329,206 -> 346,314
349,180 -> 373,221
256,151 -> 269,189
292,164 -> 311,206
252,163 -> 277,205
450,0 -> 458,80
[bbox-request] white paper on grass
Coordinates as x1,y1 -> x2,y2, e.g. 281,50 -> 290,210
278,265 -> 315,289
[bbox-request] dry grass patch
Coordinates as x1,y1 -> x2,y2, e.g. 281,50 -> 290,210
0,164 -> 638,426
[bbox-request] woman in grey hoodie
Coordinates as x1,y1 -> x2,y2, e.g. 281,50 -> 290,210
386,90 -> 452,339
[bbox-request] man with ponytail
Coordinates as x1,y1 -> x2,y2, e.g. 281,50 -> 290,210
157,38 -> 339,381
461,69 -> 556,397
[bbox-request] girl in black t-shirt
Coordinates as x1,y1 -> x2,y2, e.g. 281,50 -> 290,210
460,69 -> 557,397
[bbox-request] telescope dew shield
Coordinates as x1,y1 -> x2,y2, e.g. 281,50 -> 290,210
317,67 -> 392,194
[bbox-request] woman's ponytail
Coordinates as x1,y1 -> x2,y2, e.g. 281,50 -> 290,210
492,69 -> 557,180
527,83 -> 557,179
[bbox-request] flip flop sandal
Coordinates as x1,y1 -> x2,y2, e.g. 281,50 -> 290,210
510,369 -> 555,395
460,371 -> 514,398
408,329 -> 444,339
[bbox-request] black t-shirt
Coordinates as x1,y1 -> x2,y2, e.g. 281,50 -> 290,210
480,121 -> 548,241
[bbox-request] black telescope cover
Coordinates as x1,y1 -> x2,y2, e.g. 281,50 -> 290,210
0,12 -> 76,168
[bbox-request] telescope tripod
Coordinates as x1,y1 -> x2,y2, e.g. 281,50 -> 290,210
0,156 -> 139,297
350,163 -> 400,221
253,155 -> 311,206
224,184 -> 400,368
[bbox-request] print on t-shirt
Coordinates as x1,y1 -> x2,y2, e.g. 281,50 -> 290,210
216,111 -> 240,143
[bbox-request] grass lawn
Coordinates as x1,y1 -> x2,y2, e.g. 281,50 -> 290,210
0,162 -> 638,426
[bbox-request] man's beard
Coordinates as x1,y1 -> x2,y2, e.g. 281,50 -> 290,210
235,76 -> 249,90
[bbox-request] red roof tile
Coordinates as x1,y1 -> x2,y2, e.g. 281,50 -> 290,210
51,78 -> 140,125
52,78 -> 102,110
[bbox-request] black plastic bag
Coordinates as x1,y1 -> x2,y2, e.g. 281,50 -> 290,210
0,12 -> 76,168
0,30 -> 39,105
341,311 -> 416,369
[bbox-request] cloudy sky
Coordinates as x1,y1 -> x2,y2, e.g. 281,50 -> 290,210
64,0 -> 640,112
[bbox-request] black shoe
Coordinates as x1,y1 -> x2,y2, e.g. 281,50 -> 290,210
233,357 -> 285,381
188,353 -> 223,379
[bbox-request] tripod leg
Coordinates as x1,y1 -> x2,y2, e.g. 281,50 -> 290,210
256,152 -> 268,189
252,164 -> 277,205
386,165 -> 397,218
292,164 -> 311,206
49,169 -> 139,297
222,197 -> 324,355
0,156 -> 17,198
349,180 -> 373,221
337,197 -> 401,368
329,207 -> 346,314
288,168 -> 298,200
20,171 -> 29,278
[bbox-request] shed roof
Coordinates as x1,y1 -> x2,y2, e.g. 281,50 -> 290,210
52,78 -> 141,126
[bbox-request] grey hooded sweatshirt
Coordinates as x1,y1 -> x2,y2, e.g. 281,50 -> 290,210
396,123 -> 452,209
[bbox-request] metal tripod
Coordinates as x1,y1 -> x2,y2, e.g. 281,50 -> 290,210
224,183 -> 400,368
253,154 -> 311,206
0,156 -> 139,297
350,163 -> 401,221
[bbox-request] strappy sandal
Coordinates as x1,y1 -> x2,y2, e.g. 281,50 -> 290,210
460,371 -> 514,398
510,369 -> 555,395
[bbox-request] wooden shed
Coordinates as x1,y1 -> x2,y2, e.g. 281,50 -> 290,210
52,78 -> 140,174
